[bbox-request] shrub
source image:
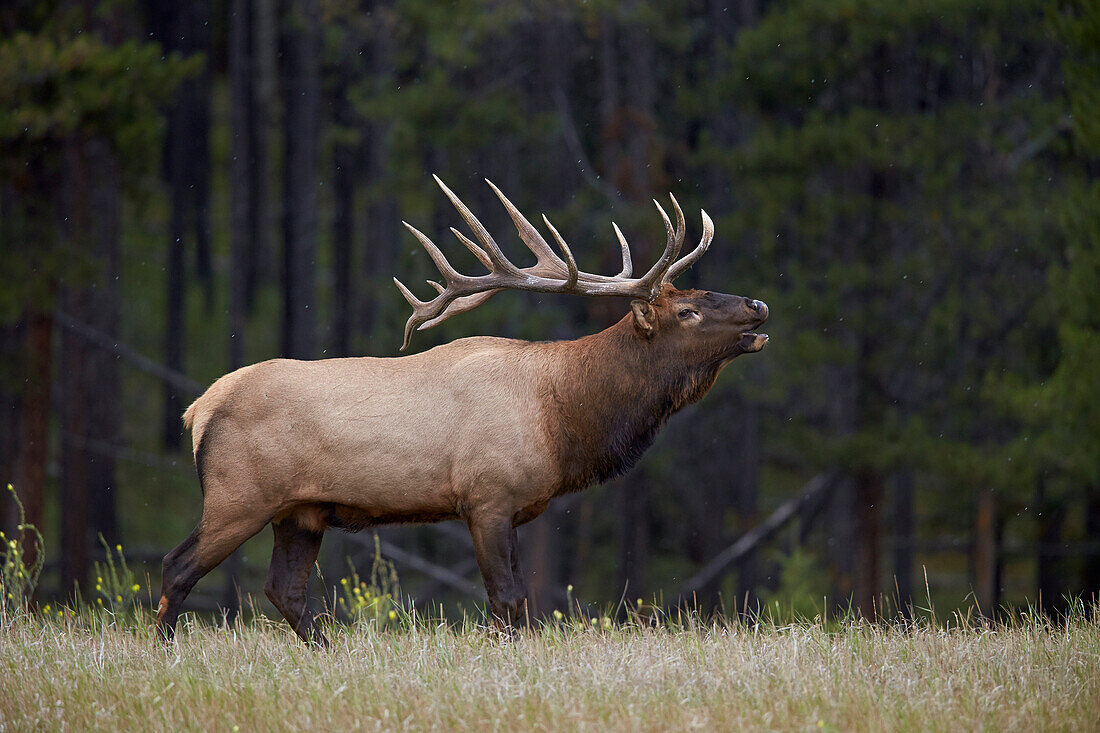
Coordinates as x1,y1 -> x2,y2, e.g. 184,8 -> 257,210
0,483 -> 44,619
337,534 -> 403,628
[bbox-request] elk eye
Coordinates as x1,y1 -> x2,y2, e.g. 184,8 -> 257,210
678,308 -> 696,320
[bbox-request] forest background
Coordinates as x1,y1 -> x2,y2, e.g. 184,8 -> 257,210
1,0 -> 1097,622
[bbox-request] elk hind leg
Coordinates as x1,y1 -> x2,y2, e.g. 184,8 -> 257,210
264,517 -> 328,647
157,510 -> 270,640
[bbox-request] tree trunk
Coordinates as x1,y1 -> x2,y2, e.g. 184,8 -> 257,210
57,136 -> 121,594
14,313 -> 52,569
618,473 -> 649,602
188,1 -> 214,308
620,10 -> 656,200
86,140 -> 121,550
850,44 -> 892,620
0,320 -> 20,535
249,0 -> 278,311
163,141 -> 187,451
281,0 -> 321,360
359,9 -> 398,345
331,91 -> 355,357
973,487 -> 1000,617
59,136 -> 91,594
522,506 -> 560,618
1085,489 -> 1100,609
229,0 -> 252,370
893,469 -> 914,617
854,468 -> 883,617
598,15 -> 620,182
160,1 -> 210,450
1035,478 -> 1065,616
59,319 -> 89,593
733,400 -> 761,613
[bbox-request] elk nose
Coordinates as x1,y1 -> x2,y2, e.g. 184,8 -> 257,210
747,299 -> 769,320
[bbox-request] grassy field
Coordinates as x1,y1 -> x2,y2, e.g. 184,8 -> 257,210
1,606 -> 1097,732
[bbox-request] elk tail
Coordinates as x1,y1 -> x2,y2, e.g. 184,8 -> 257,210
182,399 -> 199,432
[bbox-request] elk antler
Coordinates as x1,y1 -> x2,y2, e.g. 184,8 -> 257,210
393,175 -> 715,349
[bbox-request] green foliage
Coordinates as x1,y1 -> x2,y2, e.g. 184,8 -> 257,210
337,534 -> 403,628
89,536 -> 144,619
758,546 -> 833,621
730,0 -> 1050,114
0,21 -> 199,321
996,0 -> 1100,493
1055,0 -> 1100,157
716,0 -> 1069,506
0,33 -> 198,166
0,484 -> 44,618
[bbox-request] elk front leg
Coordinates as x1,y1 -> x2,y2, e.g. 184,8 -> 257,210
468,514 -> 528,628
509,528 -> 528,610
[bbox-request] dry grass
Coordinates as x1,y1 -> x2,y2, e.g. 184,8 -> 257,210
1,607 -> 1097,732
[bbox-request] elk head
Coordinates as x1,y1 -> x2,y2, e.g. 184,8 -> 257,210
629,284 -> 768,364
394,175 -> 769,354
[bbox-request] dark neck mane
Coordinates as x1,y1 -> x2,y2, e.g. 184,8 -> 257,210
538,316 -> 721,493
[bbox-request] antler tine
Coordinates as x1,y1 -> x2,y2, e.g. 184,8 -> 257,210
402,221 -> 465,285
670,193 -> 687,261
399,218 -> 493,349
418,290 -> 501,331
542,215 -> 579,287
393,276 -> 424,308
433,175 -> 520,276
485,179 -> 570,274
664,209 -> 714,284
450,227 -> 494,271
393,276 -> 426,350
611,222 -> 633,278
635,195 -> 686,297
654,197 -> 674,239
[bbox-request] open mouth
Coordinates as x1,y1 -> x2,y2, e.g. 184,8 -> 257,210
738,332 -> 769,353
735,305 -> 769,353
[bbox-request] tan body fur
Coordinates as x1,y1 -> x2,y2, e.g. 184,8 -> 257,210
186,337 -> 564,536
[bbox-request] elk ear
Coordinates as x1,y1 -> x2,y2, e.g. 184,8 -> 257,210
631,300 -> 657,338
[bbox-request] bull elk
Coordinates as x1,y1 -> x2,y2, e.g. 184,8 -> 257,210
157,176 -> 769,644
